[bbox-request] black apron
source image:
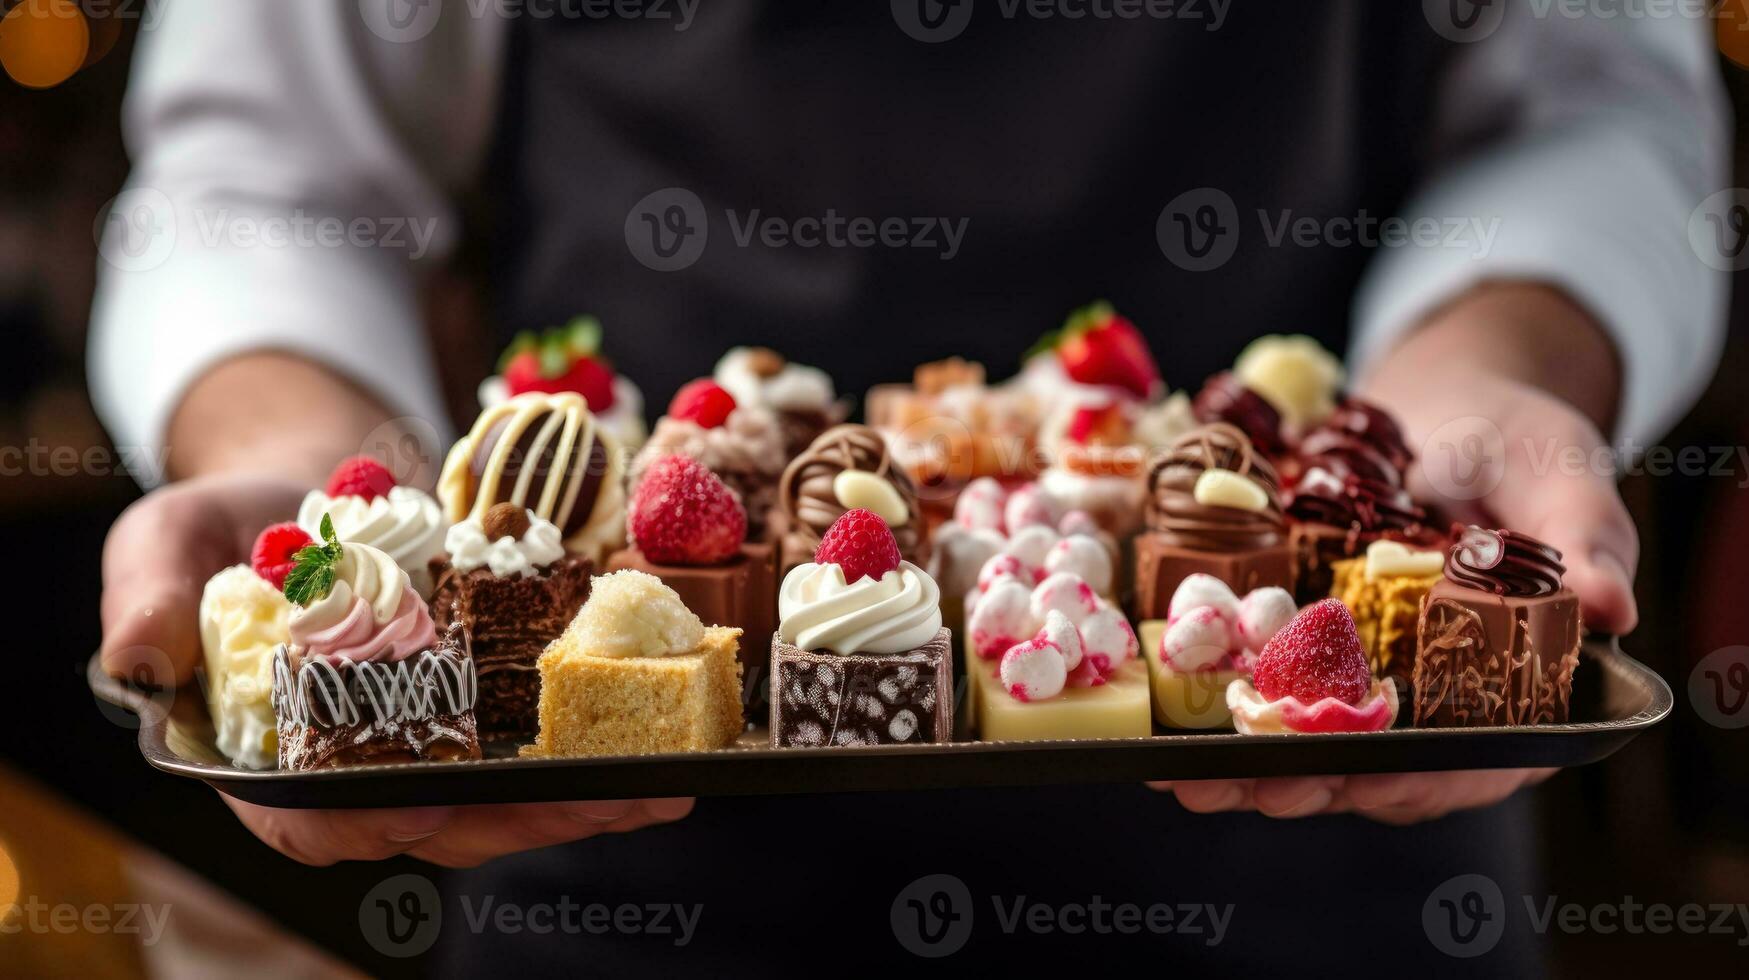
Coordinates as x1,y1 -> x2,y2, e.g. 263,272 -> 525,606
446,5 -> 1545,974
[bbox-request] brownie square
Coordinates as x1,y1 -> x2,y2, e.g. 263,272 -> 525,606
769,628 -> 953,747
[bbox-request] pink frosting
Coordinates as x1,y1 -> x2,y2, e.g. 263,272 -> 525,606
1277,692 -> 1396,734
291,585 -> 436,665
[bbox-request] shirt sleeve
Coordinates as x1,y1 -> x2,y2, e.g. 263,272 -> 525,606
1350,7 -> 1731,445
87,1 -> 507,484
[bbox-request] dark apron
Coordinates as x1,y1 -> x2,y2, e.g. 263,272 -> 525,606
448,4 -> 1545,973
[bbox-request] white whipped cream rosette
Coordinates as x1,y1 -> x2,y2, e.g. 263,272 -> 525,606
714,347 -> 837,415
778,560 -> 942,656
444,510 -> 565,579
299,485 -> 446,597
199,565 -> 291,769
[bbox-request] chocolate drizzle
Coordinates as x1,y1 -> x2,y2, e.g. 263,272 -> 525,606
1285,396 -> 1426,536
1145,423 -> 1284,550
1445,525 -> 1566,598
779,424 -> 922,562
1285,468 -> 1425,535
1192,373 -> 1286,458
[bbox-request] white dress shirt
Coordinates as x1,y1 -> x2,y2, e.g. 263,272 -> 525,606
89,1 -> 1730,483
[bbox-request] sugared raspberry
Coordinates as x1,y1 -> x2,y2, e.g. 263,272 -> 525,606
324,456 -> 396,501
668,379 -> 737,429
251,523 -> 313,590
813,508 -> 902,584
629,455 -> 747,565
1253,598 -> 1371,707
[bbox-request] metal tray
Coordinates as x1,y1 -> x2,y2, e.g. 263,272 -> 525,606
87,637 -> 1670,809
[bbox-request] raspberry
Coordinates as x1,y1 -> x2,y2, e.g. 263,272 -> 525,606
324,456 -> 397,501
629,455 -> 746,565
1253,598 -> 1371,707
668,379 -> 737,429
813,508 -> 902,583
251,523 -> 313,590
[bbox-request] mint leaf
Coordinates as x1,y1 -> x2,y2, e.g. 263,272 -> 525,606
282,514 -> 344,606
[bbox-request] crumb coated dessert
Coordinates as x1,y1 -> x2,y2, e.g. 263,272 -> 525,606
1330,539 -> 1445,700
713,347 -> 846,458
631,379 -> 787,541
1140,575 -> 1296,730
1413,526 -> 1582,727
1226,598 -> 1399,735
439,390 -> 627,565
430,503 -> 593,742
608,455 -> 776,712
526,570 -> 744,758
271,517 -> 481,769
777,423 -> 925,575
298,456 -> 445,597
1133,423 -> 1294,620
199,524 -> 302,769
769,509 -> 951,747
478,316 -> 647,452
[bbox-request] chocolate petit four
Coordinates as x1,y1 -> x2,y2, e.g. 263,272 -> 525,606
198,523 -> 303,769
777,424 -> 925,576
1413,526 -> 1582,727
439,390 -> 628,565
1140,575 -> 1296,730
714,346 -> 846,458
477,316 -> 648,452
770,509 -> 952,748
965,565 -> 1147,741
1226,599 -> 1399,735
526,570 -> 744,757
429,503 -> 592,742
298,456 -> 446,597
271,518 -> 481,770
1284,398 -> 1434,604
608,455 -> 776,711
1331,539 -> 1446,701
631,378 -> 787,541
1133,423 -> 1295,621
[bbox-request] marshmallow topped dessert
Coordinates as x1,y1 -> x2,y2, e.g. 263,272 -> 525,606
769,509 -> 952,747
271,517 -> 481,769
1139,575 -> 1297,730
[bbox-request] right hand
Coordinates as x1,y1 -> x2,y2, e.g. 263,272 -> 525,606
100,471 -> 696,867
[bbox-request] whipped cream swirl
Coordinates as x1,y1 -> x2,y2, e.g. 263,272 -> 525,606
445,510 -> 565,578
289,542 -> 436,664
779,560 -> 942,655
299,485 -> 445,595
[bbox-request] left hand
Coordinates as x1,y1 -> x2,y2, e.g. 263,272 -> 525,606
1152,283 -> 1637,823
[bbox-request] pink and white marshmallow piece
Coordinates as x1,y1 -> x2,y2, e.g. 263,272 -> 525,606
1000,636 -> 1068,702
1005,524 -> 1060,570
1167,573 -> 1240,624
953,477 -> 1007,531
1236,586 -> 1297,652
1159,605 -> 1234,672
969,578 -> 1035,659
1080,606 -> 1137,675
1030,571 -> 1099,626
1036,609 -> 1084,672
1004,484 -> 1060,533
976,552 -> 1035,594
1044,535 -> 1112,597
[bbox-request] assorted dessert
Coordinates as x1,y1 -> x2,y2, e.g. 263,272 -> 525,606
770,510 -> 952,747
175,312 -> 1598,774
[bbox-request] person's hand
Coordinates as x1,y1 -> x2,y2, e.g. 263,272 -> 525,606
1154,283 -> 1636,824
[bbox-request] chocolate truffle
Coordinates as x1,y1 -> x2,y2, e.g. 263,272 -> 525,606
1412,526 -> 1582,727
1133,423 -> 1295,620
777,424 -> 925,574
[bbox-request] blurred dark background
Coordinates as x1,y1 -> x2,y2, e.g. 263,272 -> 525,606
2,6 -> 1747,977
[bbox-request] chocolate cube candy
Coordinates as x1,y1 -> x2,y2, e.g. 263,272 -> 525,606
1412,580 -> 1581,727
1133,532 -> 1294,621
769,628 -> 953,747
272,622 -> 482,770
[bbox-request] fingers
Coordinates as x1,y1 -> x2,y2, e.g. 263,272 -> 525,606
223,795 -> 457,866
100,489 -> 230,685
1344,768 -> 1552,825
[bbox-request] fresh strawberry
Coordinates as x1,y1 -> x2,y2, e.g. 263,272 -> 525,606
1253,598 -> 1372,707
629,455 -> 746,565
814,508 -> 902,583
499,317 -> 618,411
668,379 -> 737,429
1030,302 -> 1160,400
251,523 -> 314,590
324,456 -> 397,501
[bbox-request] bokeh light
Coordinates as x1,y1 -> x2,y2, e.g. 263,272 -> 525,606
0,0 -> 90,90
1718,0 -> 1749,71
